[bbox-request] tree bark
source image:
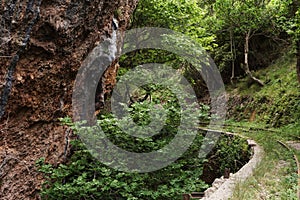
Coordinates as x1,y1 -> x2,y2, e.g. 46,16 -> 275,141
296,39 -> 300,84
243,30 -> 264,87
230,28 -> 235,84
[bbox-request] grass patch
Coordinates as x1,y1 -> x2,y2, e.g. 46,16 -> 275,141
225,52 -> 299,199
226,53 -> 300,127
224,117 -> 299,199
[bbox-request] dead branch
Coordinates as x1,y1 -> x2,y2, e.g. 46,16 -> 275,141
64,127 -> 72,159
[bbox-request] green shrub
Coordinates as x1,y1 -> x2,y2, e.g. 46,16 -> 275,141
37,85 -> 250,199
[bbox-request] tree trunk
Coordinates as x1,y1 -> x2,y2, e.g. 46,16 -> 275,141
230,28 -> 235,84
243,30 -> 264,87
296,39 -> 300,84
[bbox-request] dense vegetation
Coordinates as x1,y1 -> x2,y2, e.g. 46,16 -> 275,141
37,91 -> 250,199
225,55 -> 300,199
37,0 -> 300,199
37,128 -> 250,199
132,0 -> 300,83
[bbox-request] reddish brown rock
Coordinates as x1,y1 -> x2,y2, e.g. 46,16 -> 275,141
0,1 -> 138,199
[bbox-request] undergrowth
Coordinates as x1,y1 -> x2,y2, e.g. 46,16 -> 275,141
37,82 -> 251,200
227,52 -> 300,127
226,52 -> 300,199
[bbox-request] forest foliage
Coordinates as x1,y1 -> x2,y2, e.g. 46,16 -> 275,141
37,91 -> 250,199
131,0 -> 300,83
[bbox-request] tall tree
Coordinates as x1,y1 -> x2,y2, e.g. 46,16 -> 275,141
279,0 -> 300,83
294,8 -> 300,84
132,0 -> 216,50
213,0 -> 282,86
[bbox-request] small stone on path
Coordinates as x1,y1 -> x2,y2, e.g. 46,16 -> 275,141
286,141 -> 300,151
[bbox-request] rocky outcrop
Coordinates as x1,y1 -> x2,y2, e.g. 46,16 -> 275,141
0,1 -> 138,199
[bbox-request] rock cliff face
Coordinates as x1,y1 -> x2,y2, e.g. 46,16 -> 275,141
0,1 -> 138,199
